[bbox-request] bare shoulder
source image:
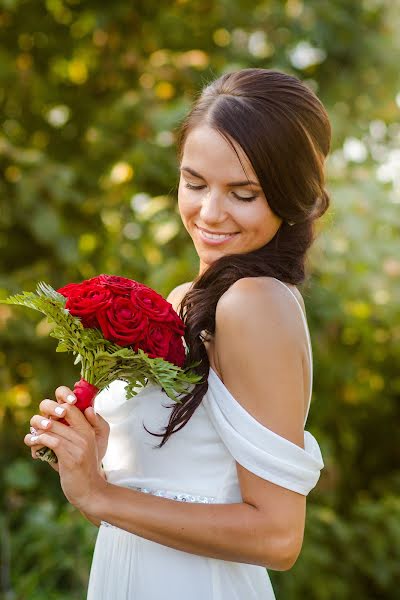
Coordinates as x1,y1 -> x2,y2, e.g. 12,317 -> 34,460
214,276 -> 307,444
166,281 -> 194,313
216,276 -> 306,331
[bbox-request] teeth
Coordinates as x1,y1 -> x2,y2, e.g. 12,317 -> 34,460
200,230 -> 235,240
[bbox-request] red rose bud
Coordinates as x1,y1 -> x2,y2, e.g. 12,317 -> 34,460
58,378 -> 99,426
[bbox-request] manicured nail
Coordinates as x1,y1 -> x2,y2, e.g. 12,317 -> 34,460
66,394 -> 76,404
41,419 -> 50,428
30,435 -> 39,442
55,406 -> 65,416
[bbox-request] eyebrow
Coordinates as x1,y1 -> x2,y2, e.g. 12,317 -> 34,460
180,166 -> 260,188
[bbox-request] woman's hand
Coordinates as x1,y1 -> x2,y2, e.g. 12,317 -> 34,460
25,386 -> 110,473
24,386 -> 109,512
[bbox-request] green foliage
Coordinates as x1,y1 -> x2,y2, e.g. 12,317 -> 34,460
271,496 -> 400,598
0,0 -> 399,598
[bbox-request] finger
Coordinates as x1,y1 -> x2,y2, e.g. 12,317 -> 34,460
39,399 -> 69,419
25,429 -> 49,450
48,401 -> 94,433
25,431 -> 78,465
29,414 -> 84,445
25,434 -> 60,471
83,407 -> 96,428
55,385 -> 77,405
24,432 -> 61,470
84,407 -> 110,434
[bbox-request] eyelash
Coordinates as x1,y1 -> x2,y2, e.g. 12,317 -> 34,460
184,182 -> 258,202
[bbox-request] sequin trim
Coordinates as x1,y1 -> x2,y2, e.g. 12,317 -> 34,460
137,486 -> 218,502
100,486 -> 218,529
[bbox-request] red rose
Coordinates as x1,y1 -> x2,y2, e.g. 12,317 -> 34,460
57,281 -> 87,298
134,286 -> 172,321
166,305 -> 186,335
58,283 -> 112,329
134,286 -> 185,334
165,334 -> 187,367
97,295 -> 149,347
97,274 -> 139,295
139,321 -> 174,361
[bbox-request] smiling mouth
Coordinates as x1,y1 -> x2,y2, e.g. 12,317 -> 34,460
195,225 -> 239,243
196,225 -> 239,235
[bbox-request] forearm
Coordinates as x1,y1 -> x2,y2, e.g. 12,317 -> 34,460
87,481 -> 286,569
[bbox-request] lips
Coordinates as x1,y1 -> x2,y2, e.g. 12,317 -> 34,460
196,225 -> 238,235
195,226 -> 239,246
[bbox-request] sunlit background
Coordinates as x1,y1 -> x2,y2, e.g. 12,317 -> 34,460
1,1 -> 399,598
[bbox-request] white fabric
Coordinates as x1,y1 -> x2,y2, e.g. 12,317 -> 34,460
204,368 -> 323,496
87,280 -> 324,599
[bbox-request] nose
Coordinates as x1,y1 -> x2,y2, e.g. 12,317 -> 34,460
199,189 -> 226,224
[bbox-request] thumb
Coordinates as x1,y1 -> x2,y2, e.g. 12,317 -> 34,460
84,407 -> 109,432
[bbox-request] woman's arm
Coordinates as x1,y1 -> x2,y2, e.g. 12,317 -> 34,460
87,482 -> 291,570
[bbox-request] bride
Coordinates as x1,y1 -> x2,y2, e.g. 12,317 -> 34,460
25,67 -> 330,599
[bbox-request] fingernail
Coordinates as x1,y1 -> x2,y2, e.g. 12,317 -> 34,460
66,394 -> 76,404
41,419 -> 50,428
30,435 -> 39,442
55,406 -> 65,416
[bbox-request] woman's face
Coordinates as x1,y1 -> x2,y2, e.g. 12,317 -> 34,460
178,125 -> 283,276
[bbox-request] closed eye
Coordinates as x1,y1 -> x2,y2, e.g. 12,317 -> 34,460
184,182 -> 258,202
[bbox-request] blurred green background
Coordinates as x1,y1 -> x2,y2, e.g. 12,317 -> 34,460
1,1 -> 399,598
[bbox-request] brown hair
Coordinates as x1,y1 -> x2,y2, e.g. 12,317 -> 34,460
144,68 -> 331,447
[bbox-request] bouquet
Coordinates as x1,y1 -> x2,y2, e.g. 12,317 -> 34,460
1,274 -> 203,464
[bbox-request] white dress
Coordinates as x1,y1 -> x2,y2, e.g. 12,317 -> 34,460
87,279 -> 324,599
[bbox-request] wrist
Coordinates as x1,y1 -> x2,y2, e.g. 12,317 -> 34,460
84,476 -> 110,523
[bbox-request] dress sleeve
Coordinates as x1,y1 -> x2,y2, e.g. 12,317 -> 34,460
203,369 -> 324,496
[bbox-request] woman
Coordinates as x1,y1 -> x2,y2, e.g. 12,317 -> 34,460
25,68 -> 330,599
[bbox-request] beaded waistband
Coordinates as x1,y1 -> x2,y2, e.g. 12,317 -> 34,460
100,486 -> 218,529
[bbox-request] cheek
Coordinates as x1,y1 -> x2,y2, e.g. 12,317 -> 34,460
177,184 -> 188,217
237,204 -> 268,230
239,204 -> 278,237
178,189 -> 196,234
178,187 -> 198,219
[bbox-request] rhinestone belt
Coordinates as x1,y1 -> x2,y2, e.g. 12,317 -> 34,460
100,486 -> 218,529
132,486 -> 218,502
